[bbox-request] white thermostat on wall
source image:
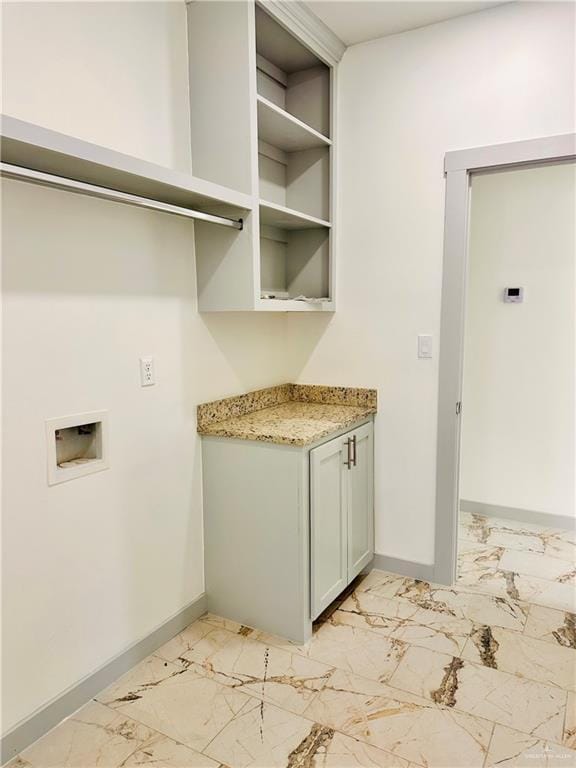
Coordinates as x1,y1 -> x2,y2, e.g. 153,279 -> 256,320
503,287 -> 524,303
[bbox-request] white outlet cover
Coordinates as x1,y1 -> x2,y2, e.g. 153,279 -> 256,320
139,357 -> 155,386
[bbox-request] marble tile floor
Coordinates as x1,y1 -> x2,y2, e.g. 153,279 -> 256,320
8,513 -> 576,768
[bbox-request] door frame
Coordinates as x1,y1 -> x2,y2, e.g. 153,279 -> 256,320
433,132 -> 576,586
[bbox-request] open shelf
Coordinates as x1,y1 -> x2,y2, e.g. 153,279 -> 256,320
260,225 -> 330,305
259,141 -> 329,223
1,114 -> 252,214
258,298 -> 334,312
255,7 -> 331,139
257,96 -> 331,153
259,200 -> 330,230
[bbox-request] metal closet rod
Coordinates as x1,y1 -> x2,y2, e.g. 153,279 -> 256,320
0,162 -> 244,230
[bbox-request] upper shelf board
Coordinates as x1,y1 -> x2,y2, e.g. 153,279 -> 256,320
258,298 -> 334,312
259,200 -> 331,230
0,115 -> 252,214
257,96 -> 331,153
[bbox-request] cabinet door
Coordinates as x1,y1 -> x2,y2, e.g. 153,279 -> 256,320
347,422 -> 374,581
310,434 -> 348,620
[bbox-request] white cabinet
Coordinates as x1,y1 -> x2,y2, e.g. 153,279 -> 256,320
310,423 -> 374,619
202,418 -> 374,643
348,423 -> 375,580
310,434 -> 348,615
187,0 -> 343,312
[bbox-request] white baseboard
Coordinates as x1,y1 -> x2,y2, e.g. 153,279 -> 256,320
460,500 -> 575,531
371,553 -> 435,582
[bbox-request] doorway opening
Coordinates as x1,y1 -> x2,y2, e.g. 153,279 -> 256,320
456,162 -> 575,605
433,134 -> 576,589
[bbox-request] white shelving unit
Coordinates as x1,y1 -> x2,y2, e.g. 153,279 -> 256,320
255,3 -> 334,311
0,115 -> 252,215
2,2 -> 343,314
0,116 -> 256,305
188,0 -> 341,312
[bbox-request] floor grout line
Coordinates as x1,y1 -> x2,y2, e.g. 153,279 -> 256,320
481,720 -> 497,768
180,629 -> 573,754
11,514 -> 575,766
197,683 -> 429,768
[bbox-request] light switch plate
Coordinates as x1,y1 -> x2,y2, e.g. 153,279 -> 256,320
418,335 -> 433,359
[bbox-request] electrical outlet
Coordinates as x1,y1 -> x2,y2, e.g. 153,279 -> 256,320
139,357 -> 155,386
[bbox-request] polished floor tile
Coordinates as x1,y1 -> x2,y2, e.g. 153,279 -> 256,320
97,654 -> 248,752
122,737 -> 224,767
202,613 -> 259,636
499,548 -> 576,583
205,697 -> 410,768
457,561 -> 576,612
393,575 -> 530,630
353,570 -> 407,597
462,623 -> 576,690
17,701 -> 220,768
389,644 -> 567,741
485,724 -> 576,767
565,692 -> 576,750
155,619 -> 218,662
459,512 -> 576,563
524,605 -> 576,648
10,512 -> 576,767
303,668 -> 493,768
335,588 -> 472,655
457,539 -> 504,569
176,623 -> 334,714
543,530 -> 576,562
265,614 -> 409,684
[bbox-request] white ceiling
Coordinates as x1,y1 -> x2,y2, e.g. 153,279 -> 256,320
304,1 -> 511,46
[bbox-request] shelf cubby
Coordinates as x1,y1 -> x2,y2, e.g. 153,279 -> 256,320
255,6 -> 331,138
258,138 -> 330,223
260,225 -> 330,304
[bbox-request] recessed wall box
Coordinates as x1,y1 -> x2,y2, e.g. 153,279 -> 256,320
503,287 -> 524,303
46,411 -> 109,485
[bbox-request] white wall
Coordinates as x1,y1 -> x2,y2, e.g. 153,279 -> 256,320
288,1 -> 576,563
1,1 -> 289,735
1,1 -> 193,172
461,164 -> 575,520
3,0 -> 575,735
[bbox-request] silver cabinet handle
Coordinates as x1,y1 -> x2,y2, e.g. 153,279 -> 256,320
344,437 -> 353,469
351,435 -> 357,466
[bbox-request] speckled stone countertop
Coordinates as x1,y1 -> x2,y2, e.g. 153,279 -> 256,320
197,384 -> 377,446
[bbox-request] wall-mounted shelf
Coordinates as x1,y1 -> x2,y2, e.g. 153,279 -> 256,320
0,114 -> 252,216
3,1 -> 339,313
258,298 -> 333,311
257,96 -> 331,152
185,0 -> 339,312
259,200 -> 330,230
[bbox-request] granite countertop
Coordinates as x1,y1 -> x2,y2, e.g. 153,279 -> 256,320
197,384 -> 377,446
